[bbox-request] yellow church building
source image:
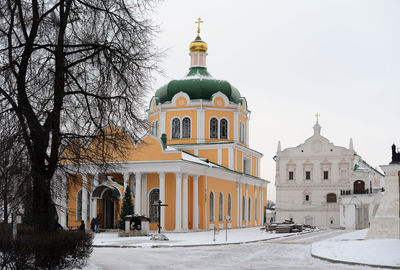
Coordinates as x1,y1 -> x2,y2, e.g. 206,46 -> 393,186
57,24 -> 269,232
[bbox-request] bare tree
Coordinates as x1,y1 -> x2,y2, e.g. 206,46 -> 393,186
0,0 -> 159,232
0,112 -> 30,224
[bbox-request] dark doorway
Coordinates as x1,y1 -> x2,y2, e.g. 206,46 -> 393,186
103,189 -> 115,229
354,180 -> 365,194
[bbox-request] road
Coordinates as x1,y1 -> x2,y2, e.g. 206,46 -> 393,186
89,229 -> 380,270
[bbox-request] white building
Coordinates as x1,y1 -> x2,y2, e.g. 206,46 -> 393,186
275,120 -> 384,228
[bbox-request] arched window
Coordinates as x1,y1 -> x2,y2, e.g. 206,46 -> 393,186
182,117 -> 191,138
248,198 -> 251,221
227,193 -> 232,218
149,189 -> 160,222
209,192 -> 214,222
242,196 -> 246,221
255,198 -> 258,221
210,118 -> 218,138
220,119 -> 228,139
76,189 -> 90,221
327,193 -> 337,203
354,180 -> 365,194
172,118 -> 180,139
218,193 -> 224,221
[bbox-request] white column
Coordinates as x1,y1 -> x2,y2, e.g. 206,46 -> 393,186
182,174 -> 189,230
175,173 -> 182,231
142,174 -> 147,215
261,187 -> 264,224
259,187 -> 262,225
239,183 -> 242,227
134,172 -> 142,215
60,175 -> 68,228
123,173 -> 130,193
92,175 -> 99,221
159,172 -> 166,230
82,174 -> 88,224
245,184 -> 249,227
218,148 -> 222,165
193,175 -> 199,230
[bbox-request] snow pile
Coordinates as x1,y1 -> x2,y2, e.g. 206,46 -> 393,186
92,227 -> 291,248
312,229 -> 400,268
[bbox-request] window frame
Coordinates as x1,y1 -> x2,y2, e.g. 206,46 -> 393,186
182,117 -> 191,138
171,117 -> 181,139
210,117 -> 219,139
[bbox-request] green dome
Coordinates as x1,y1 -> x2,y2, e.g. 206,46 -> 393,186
154,67 -> 242,104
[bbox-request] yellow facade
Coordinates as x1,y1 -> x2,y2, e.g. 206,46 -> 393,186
59,32 -> 269,232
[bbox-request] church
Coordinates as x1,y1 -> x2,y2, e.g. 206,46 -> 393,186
56,22 -> 269,232
275,118 -> 384,228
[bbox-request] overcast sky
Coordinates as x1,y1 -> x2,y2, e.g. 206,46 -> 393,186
149,0 -> 400,201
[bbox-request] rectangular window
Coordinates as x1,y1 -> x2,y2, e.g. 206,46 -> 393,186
305,195 -> 310,201
323,171 -> 329,180
305,171 -> 311,180
289,171 -> 294,180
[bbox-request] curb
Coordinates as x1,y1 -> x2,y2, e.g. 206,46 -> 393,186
92,229 -> 320,249
311,252 -> 400,269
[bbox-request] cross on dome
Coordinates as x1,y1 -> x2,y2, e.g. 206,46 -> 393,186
195,18 -> 203,37
315,112 -> 320,123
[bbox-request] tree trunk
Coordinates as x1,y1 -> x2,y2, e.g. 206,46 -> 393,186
32,168 -> 57,233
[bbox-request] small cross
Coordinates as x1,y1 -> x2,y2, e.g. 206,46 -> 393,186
195,18 -> 203,37
315,112 -> 320,123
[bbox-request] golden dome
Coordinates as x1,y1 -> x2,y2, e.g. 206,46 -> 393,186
189,36 -> 208,53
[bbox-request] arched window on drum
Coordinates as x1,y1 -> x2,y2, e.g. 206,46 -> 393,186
172,118 -> 180,139
182,117 -> 191,138
210,118 -> 218,138
220,119 -> 228,139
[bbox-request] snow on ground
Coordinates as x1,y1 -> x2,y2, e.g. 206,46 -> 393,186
92,227 -> 294,247
87,241 -> 379,270
312,229 -> 400,268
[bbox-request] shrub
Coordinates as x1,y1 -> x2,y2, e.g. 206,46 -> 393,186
0,224 -> 93,270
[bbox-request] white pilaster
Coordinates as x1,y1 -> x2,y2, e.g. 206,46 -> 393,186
259,187 -> 262,225
159,172 -> 166,230
236,183 -> 240,228
160,111 -> 166,135
175,173 -> 182,231
142,174 -> 147,215
218,148 -> 222,165
239,183 -> 242,227
233,111 -> 239,142
246,116 -> 250,145
182,174 -> 189,230
82,174 -> 88,224
193,175 -> 199,230
245,184 -> 249,227
229,148 -> 234,170
134,172 -> 142,215
197,108 -> 205,143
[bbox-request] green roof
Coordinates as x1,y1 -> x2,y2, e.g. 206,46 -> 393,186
154,67 -> 242,104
